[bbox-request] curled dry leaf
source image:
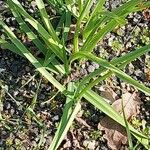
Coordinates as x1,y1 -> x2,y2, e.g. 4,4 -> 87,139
98,92 -> 142,150
99,117 -> 127,150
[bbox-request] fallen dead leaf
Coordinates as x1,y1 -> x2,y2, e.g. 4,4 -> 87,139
100,85 -> 118,104
75,117 -> 91,129
98,92 -> 142,150
99,117 -> 127,150
112,92 -> 142,120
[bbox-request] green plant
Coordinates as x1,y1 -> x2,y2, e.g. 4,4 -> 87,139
0,0 -> 150,149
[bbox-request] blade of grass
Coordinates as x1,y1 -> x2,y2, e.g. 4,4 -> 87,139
73,0 -> 95,52
56,12 -> 65,36
83,90 -> 149,147
65,0 -> 78,18
0,39 -> 61,74
48,82 -> 81,150
7,0 -> 66,74
121,98 -> 133,150
46,0 -> 64,14
71,52 -> 150,96
10,0 -> 64,61
83,0 -> 106,38
30,78 -> 42,110
35,0 -> 60,42
7,0 -> 47,55
0,20 -> 65,92
0,38 -> 24,57
75,45 -> 150,98
61,10 -> 71,43
78,0 -> 83,13
81,0 -> 144,52
60,9 -> 71,74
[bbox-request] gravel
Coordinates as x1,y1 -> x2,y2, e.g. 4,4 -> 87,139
0,0 -> 150,149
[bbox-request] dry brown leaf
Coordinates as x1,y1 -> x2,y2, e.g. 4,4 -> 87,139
112,92 -> 142,119
100,86 -> 118,104
99,117 -> 127,150
98,92 -> 142,150
75,117 -> 91,129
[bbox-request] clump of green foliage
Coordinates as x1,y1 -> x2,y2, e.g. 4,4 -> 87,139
0,0 -> 150,149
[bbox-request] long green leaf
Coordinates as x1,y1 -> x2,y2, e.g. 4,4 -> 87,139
83,90 -> 149,147
83,0 -> 106,38
11,0 -> 64,61
48,82 -> 80,150
75,45 -> 150,98
71,52 -> 150,96
0,20 -> 65,92
73,0 -> 95,52
35,0 -> 59,42
81,0 -> 144,52
7,0 -> 47,55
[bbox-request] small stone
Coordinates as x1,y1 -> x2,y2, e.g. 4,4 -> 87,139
91,62 -> 99,69
25,66 -> 30,72
13,91 -> 19,96
31,1 -> 37,9
134,69 -> 143,77
133,18 -> 139,23
52,115 -> 59,121
39,94 -> 45,100
10,108 -> 15,115
21,80 -> 26,85
5,102 -> 11,109
87,65 -> 95,73
83,140 -> 96,150
80,68 -> 87,75
116,28 -> 125,36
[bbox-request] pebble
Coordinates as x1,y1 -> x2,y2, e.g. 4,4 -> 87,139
52,115 -> 59,121
5,102 -> 11,109
87,65 -> 95,73
134,69 -> 143,77
83,140 -> 96,150
80,68 -> 87,75
10,108 -> 15,115
91,62 -> 99,69
39,94 -> 46,100
25,66 -> 30,72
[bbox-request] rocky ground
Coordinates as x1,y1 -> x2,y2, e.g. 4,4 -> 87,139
0,0 -> 150,150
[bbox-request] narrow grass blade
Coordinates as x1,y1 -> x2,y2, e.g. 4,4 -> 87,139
30,78 -> 42,110
0,38 -> 24,57
10,0 -> 64,61
73,0 -> 95,52
7,0 -> 48,55
83,0 -> 106,38
81,0 -> 144,52
71,52 -> 150,96
0,20 -> 65,92
78,0 -> 83,13
35,0 -> 59,42
61,9 -> 71,74
47,0 -> 64,13
8,0 -> 65,73
48,82 -> 81,150
62,10 -> 71,43
56,12 -> 66,36
75,45 -> 150,98
121,99 -> 133,150
0,39 -> 61,74
83,90 -> 149,147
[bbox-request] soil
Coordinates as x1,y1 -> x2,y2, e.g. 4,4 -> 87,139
0,0 -> 150,150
